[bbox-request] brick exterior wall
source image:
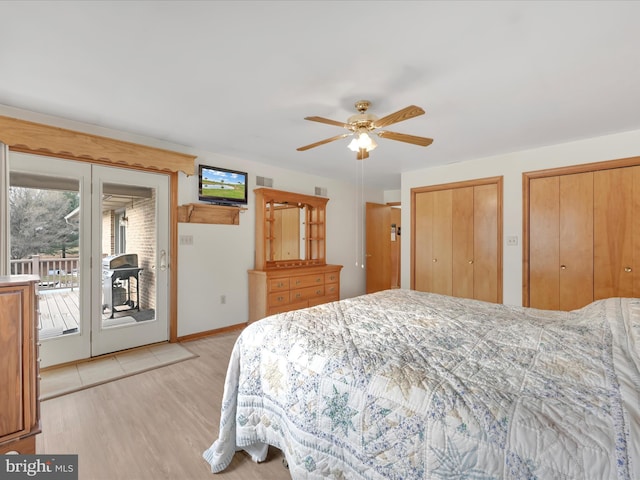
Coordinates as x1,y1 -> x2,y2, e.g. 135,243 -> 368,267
102,191 -> 156,312
122,191 -> 156,311
102,211 -> 114,255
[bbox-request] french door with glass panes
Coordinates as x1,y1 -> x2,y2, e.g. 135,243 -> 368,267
9,153 -> 169,367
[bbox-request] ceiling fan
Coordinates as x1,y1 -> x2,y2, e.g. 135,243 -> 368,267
297,100 -> 433,160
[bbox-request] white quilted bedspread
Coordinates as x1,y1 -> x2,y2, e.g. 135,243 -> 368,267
203,290 -> 640,479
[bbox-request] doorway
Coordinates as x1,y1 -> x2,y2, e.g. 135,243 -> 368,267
9,152 -> 170,367
365,202 -> 401,293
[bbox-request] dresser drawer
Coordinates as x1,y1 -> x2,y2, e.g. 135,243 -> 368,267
325,283 -> 339,296
290,285 -> 325,303
325,272 -> 340,284
308,294 -> 339,307
268,300 -> 307,316
268,278 -> 290,292
290,273 -> 324,289
268,291 -> 290,307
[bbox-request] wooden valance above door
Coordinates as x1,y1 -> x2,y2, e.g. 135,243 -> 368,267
0,115 -> 196,175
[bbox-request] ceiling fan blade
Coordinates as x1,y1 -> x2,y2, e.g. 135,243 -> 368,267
356,149 -> 369,160
377,130 -> 434,147
304,116 -> 352,129
297,133 -> 350,151
377,131 -> 433,147
372,105 -> 425,129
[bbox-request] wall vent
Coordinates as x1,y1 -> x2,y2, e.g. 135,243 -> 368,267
256,176 -> 273,188
315,186 -> 328,197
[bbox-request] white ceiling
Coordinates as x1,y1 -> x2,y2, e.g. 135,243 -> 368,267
1,1 -> 639,190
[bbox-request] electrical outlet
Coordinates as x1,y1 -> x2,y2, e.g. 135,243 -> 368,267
179,235 -> 193,245
506,235 -> 518,246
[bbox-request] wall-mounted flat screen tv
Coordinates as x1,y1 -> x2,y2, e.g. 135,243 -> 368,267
198,164 -> 248,206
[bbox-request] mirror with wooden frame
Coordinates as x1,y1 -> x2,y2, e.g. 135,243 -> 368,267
254,188 -> 328,269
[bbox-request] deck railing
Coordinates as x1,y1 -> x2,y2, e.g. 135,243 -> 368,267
10,255 -> 79,290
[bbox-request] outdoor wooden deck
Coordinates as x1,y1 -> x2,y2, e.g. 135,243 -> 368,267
38,289 -> 80,336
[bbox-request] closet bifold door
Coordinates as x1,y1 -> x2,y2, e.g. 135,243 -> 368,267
413,191 -> 434,293
431,189 -> 453,296
412,176 -> 502,303
452,187 -> 474,299
529,176 -> 560,309
413,189 -> 453,295
594,167 -> 634,299
559,173 -> 594,309
529,173 -> 593,310
635,166 -> 640,297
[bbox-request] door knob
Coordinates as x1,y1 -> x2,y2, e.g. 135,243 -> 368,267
560,265 -> 567,270
625,267 -> 632,273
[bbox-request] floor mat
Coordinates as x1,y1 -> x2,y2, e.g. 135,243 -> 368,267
40,342 -> 197,400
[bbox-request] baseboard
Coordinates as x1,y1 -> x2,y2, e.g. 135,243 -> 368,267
177,322 -> 246,343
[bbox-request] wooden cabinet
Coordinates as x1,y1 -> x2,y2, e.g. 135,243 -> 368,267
525,161 -> 640,310
0,276 -> 40,454
248,265 -> 342,322
411,177 -> 502,303
249,188 -> 342,323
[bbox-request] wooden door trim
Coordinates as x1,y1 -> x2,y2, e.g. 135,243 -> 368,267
522,155 -> 640,307
411,175 -> 503,302
411,175 -> 502,195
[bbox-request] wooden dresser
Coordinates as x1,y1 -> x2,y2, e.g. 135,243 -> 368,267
248,188 -> 342,323
248,264 -> 342,322
0,275 -> 40,454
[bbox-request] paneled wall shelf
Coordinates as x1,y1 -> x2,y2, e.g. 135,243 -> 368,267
177,203 -> 247,225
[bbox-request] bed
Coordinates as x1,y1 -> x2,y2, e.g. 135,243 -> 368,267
203,289 -> 640,479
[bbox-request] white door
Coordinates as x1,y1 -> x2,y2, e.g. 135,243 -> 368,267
91,165 -> 170,356
8,153 -> 170,366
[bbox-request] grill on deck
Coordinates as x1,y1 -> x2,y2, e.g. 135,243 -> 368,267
102,254 -> 143,319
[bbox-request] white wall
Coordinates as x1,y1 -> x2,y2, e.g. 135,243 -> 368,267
401,128 -> 640,306
0,105 -> 383,337
177,153 -> 383,336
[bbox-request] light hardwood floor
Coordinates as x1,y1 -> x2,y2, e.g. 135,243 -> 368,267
36,330 -> 290,480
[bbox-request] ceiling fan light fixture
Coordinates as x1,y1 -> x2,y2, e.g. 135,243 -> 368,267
348,131 -> 376,152
347,137 -> 360,152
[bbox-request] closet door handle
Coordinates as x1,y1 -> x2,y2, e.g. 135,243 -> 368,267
560,265 -> 567,270
468,260 -> 474,264
625,267 -> 632,273
432,258 -> 438,263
